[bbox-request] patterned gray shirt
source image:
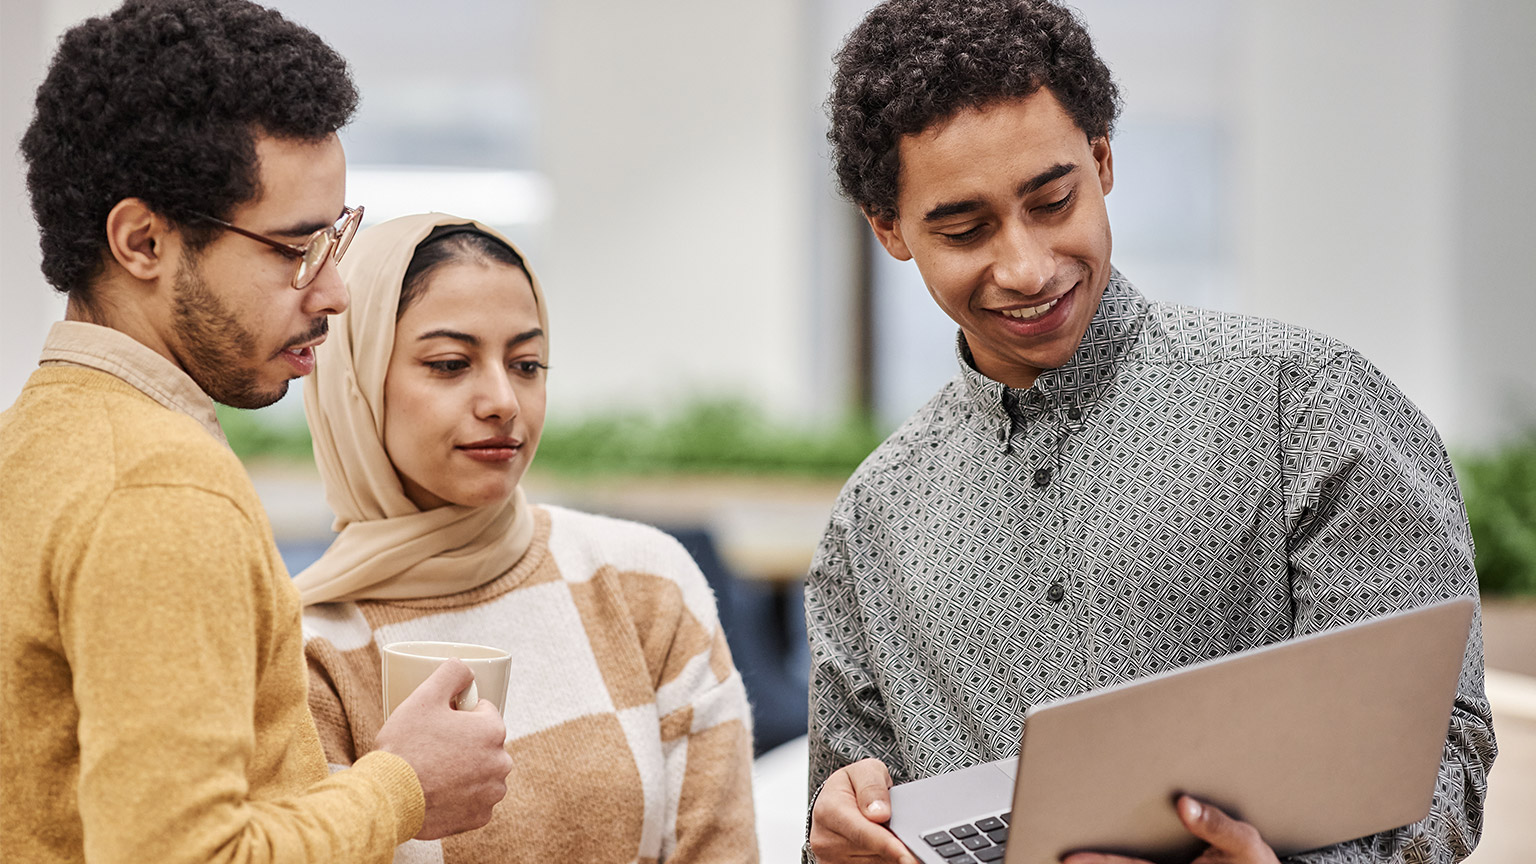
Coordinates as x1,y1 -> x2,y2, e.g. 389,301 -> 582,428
805,273 -> 1495,863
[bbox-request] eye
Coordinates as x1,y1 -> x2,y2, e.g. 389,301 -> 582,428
939,225 -> 984,244
424,358 -> 469,374
511,360 -> 549,377
1037,190 -> 1075,214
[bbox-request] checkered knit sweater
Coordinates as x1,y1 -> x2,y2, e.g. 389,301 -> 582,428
303,504 -> 757,864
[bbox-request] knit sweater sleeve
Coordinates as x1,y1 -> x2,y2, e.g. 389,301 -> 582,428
612,533 -> 758,863
59,484 -> 421,863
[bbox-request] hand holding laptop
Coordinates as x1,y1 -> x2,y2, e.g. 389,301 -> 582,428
1062,796 -> 1279,864
809,758 -> 921,864
810,763 -> 1281,864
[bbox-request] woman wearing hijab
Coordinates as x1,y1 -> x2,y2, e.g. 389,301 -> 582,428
296,213 -> 758,863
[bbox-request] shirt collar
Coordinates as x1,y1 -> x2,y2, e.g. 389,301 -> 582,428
957,269 -> 1148,420
39,321 -> 228,445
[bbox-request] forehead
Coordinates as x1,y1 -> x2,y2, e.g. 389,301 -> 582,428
400,261 -> 541,332
234,133 -> 347,231
895,90 -> 1092,211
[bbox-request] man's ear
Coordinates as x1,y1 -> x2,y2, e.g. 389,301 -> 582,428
103,198 -> 174,282
1092,136 -> 1114,196
864,210 -> 914,262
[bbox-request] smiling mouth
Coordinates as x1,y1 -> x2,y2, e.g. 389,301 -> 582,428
1000,296 -> 1062,320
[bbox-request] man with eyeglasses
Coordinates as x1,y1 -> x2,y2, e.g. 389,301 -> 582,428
0,2 -> 512,862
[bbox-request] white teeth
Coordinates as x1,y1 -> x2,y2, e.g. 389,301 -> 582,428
1002,297 -> 1060,319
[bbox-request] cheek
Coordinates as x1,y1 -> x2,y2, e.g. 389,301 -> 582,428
381,371 -> 441,474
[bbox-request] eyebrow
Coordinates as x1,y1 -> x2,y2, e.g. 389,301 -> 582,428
269,208 -> 348,239
416,327 -> 545,349
921,162 -> 1079,222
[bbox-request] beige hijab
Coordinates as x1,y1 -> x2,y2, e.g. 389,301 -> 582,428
293,213 -> 548,606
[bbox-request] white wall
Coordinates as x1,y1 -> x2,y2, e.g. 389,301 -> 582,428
534,0 -> 815,418
1235,0 -> 1459,433
4,0 -> 1532,446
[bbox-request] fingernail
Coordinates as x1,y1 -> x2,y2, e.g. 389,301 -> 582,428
867,800 -> 888,816
1180,797 -> 1202,820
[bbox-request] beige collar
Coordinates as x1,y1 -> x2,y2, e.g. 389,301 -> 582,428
39,320 -> 227,446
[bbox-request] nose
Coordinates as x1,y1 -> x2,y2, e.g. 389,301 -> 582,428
302,258 -> 349,317
475,367 -> 520,422
991,219 -> 1054,297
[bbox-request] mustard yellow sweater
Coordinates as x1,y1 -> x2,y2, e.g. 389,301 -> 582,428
0,367 -> 424,864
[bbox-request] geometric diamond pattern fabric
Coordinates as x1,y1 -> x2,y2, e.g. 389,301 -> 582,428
805,273 -> 1495,863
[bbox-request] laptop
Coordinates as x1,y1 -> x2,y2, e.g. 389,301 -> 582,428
888,597 -> 1475,864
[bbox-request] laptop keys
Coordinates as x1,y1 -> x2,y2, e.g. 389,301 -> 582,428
931,812 -> 1010,862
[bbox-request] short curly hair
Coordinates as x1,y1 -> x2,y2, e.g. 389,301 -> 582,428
828,0 -> 1121,219
21,0 -> 359,299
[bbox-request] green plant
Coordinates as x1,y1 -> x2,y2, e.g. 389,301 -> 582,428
216,404 -> 314,463
1455,434 -> 1536,595
534,399 -> 888,479
216,398 -> 891,479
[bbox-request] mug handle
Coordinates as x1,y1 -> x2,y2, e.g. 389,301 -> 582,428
452,680 -> 479,711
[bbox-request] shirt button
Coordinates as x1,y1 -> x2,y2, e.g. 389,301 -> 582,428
1046,582 -> 1065,603
1067,407 -> 1082,421
1033,467 -> 1052,487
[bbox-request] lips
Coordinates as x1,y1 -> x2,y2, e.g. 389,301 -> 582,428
989,283 -> 1077,336
457,437 -> 523,463
281,345 -> 316,375
1001,296 -> 1061,320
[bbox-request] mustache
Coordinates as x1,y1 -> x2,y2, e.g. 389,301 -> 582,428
273,318 -> 329,357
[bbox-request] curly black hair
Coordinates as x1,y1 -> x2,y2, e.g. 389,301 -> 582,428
828,0 -> 1121,219
21,0 -> 359,299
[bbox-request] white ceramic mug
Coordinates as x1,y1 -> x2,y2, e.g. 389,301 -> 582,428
381,641 -> 513,719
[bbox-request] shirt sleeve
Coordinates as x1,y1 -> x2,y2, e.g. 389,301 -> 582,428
1281,351 -> 1497,863
804,509 -> 905,806
60,485 -> 421,864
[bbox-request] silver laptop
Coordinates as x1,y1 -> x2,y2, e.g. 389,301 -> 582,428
888,597 -> 1475,864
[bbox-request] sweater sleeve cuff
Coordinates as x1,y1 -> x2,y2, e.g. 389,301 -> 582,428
353,750 -> 426,844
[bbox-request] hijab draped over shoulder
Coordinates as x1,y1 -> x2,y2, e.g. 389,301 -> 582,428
293,213 -> 549,606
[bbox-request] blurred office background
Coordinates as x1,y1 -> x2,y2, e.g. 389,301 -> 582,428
4,2 -> 1533,861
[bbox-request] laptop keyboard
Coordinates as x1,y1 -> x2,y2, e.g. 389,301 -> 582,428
921,812 -> 1010,863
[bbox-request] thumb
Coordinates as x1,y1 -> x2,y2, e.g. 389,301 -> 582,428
1176,795 -> 1261,854
849,760 -> 895,824
416,658 -> 476,705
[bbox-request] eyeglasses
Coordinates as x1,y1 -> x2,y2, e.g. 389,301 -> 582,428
189,205 -> 364,290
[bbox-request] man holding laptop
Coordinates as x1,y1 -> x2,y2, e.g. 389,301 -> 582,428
804,1 -> 1495,862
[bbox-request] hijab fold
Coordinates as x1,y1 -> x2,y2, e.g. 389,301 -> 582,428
293,213 -> 547,606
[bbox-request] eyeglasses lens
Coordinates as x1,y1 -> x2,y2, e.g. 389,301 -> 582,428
293,208 -> 362,290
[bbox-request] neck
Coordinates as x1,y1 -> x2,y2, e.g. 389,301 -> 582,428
65,278 -> 183,375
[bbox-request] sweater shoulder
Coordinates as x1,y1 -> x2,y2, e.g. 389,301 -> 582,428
540,505 -> 699,582
2,368 -> 259,529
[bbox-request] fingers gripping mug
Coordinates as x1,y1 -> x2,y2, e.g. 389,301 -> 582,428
381,641 -> 513,719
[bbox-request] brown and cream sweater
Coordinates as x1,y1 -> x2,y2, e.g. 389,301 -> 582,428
303,505 -> 758,864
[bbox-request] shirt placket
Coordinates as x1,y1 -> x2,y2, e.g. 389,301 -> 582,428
1008,390 -> 1095,699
